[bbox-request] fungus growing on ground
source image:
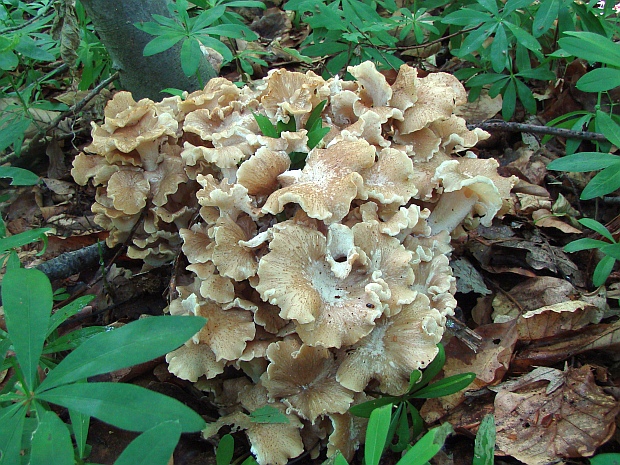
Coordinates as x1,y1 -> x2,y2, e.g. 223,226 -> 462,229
74,61 -> 517,464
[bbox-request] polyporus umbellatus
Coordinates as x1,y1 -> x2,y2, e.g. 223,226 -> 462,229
74,62 -> 517,464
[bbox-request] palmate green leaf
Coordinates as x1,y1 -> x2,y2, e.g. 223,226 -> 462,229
36,382 -> 205,433
533,0 -> 559,38
490,24 -> 508,73
596,111 -> 620,148
458,26 -> 495,57
590,453 -> 620,465
391,405 -> 411,452
579,218 -> 616,242
2,268 -> 52,390
253,113 -> 279,138
216,434 -> 235,465
69,407 -> 90,460
30,411 -> 73,465
197,36 -> 233,63
411,372 -> 476,399
0,228 -> 51,253
581,164 -> 620,199
0,403 -> 28,465
0,167 -> 39,186
47,295 -> 95,337
473,414 -> 495,465
396,422 -> 453,465
416,344 -> 444,390
514,76 -> 537,115
181,38 -> 202,77
577,68 -> 620,93
593,255 -> 616,287
442,9 -> 490,26
249,405 -> 289,424
308,126 -> 330,149
601,243 -> 620,261
42,326 -> 106,354
505,22 -> 541,52
564,237 -> 611,253
349,396 -> 397,418
365,403 -> 392,465
114,421 -> 181,465
37,316 -> 207,392
559,32 -> 620,66
547,152 -> 620,172
0,116 -> 31,152
142,33 -> 184,56
502,79 -> 516,120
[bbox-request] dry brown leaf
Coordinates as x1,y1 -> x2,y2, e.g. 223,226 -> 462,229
420,322 -> 517,423
455,90 -> 502,124
532,209 -> 582,233
494,365 -> 619,465
517,300 -> 602,341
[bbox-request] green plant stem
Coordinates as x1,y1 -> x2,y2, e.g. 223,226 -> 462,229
388,25 -> 480,51
0,0 -> 54,34
469,120 -> 608,142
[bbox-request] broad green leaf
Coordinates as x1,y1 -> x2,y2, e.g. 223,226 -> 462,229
306,100 -> 328,132
564,238 -> 611,253
596,111 -> 620,149
533,0 -> 559,38
2,268 -> 52,390
396,423 -> 453,465
441,9 -> 490,26
579,218 -> 616,242
593,255 -> 615,287
467,73 -> 508,87
577,68 -> 620,92
459,26 -> 495,57
42,326 -> 106,354
216,434 -> 235,465
114,421 -> 181,465
559,32 -> 620,66
477,0 -> 499,15
253,113 -> 279,138
407,401 -> 423,438
348,396 -> 397,418
411,372 -> 476,399
391,406 -> 412,452
37,315 -> 207,392
143,33 -> 184,56
490,25 -> 508,73
15,36 -> 55,62
36,382 -> 206,433
241,457 -> 259,465
473,414 -> 495,465
47,295 -> 95,337
546,153 -> 620,172
581,164 -> 620,199
0,167 -> 39,186
333,451 -> 350,465
0,228 -> 51,253
30,411 -> 74,465
0,117 -> 31,152
276,117 -> 296,134
180,38 -> 202,77
407,370 -> 422,393
515,77 -> 537,115
365,403 -> 392,465
249,405 -> 289,424
601,243 -> 620,261
502,0 -> 533,15
590,453 -> 620,465
303,41 -> 349,57
196,36 -> 233,63
416,344 -> 444,389
505,22 -> 541,52
501,79 -> 516,120
69,408 -> 90,459
0,335 -> 11,369
307,126 -> 330,149
0,404 -> 28,465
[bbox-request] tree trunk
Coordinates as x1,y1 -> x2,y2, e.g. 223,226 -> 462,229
80,0 -> 216,101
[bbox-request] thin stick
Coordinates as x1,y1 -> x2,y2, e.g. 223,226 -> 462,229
469,119 -> 607,142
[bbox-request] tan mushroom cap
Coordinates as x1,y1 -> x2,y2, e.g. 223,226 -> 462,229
262,139 -> 375,224
389,64 -> 418,112
180,224 -> 212,264
348,61 -> 392,109
179,77 -> 242,114
359,147 -> 418,204
106,169 -> 150,215
197,174 -> 261,220
211,214 -> 258,281
237,147 -> 291,197
262,338 -> 354,423
186,262 -> 235,304
336,293 -> 443,395
166,341 -> 225,382
71,152 -> 119,186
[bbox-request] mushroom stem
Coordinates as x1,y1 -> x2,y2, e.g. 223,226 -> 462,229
427,188 -> 478,235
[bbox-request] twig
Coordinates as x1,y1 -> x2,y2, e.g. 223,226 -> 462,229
35,242 -> 111,281
469,119 -> 607,142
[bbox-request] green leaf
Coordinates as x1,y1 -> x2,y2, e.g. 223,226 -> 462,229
303,41 -> 349,57
596,111 -> 620,148
533,0 -> 559,38
30,411 -> 74,465
0,167 -> 39,186
37,315 -> 207,392
477,0 -> 499,16
0,228 -> 51,253
515,77 -> 537,115
0,404 -> 28,465
36,382 -> 206,433
276,117 -> 297,134
442,9 -> 490,26
114,421 -> 181,465
253,113 -> 279,138
180,38 -> 202,77
391,405 -> 412,452
306,100 -> 327,132
143,33 -> 184,56
601,243 -> 620,260
396,423 -> 453,465
473,414 -> 495,465
333,451 -> 350,465
502,79 -> 516,120
307,126 -> 330,150
581,164 -> 620,199
490,25 -> 508,73
546,153 -> 620,172
590,453 -> 620,465
579,218 -> 616,242
416,343 -> 445,390
505,22 -> 541,52
592,255 -> 616,287
411,372 -> 476,399
365,403 -> 392,465
0,116 -> 31,152
249,405 -> 289,424
564,237 -> 612,253
69,408 -> 90,459
577,68 -> 620,93
47,295 -> 95,337
2,268 -> 52,390
559,32 -> 620,66
348,396 -> 398,418
42,326 -> 106,354
407,370 -> 422,393
216,434 -> 235,465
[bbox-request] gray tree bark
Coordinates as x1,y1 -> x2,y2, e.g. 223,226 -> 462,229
80,0 -> 217,101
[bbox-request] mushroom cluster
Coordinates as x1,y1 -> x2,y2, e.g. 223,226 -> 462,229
73,62 -> 516,464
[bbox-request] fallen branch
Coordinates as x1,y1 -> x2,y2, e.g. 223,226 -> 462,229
469,119 -> 607,142
35,242 -> 110,281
